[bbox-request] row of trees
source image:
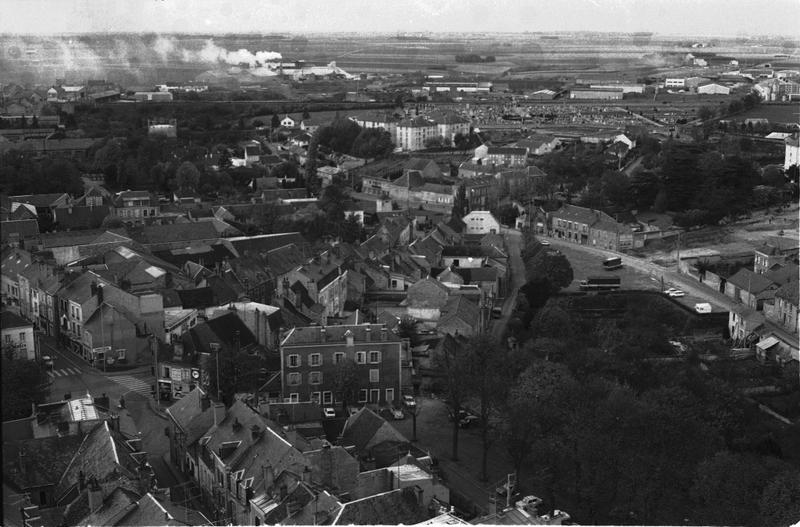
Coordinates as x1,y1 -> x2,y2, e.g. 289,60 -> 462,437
2,351 -> 50,421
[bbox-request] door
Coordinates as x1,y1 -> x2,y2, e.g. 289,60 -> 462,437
370,389 -> 380,403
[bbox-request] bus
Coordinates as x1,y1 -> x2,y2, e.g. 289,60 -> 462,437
579,276 -> 621,291
602,256 -> 623,270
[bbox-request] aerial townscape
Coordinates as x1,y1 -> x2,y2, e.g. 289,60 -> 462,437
1,1 -> 800,526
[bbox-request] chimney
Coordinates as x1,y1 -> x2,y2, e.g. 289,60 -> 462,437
87,477 -> 103,512
364,327 -> 371,342
137,463 -> 152,494
90,282 -> 97,296
251,424 -> 262,441
108,414 -> 120,433
381,326 -> 388,341
97,284 -> 103,303
320,327 -> 327,342
263,465 -> 275,493
302,466 -> 312,483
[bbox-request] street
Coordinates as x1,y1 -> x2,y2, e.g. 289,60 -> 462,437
36,333 -> 184,491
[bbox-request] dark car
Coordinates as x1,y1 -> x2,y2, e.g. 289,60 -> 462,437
448,409 -> 479,428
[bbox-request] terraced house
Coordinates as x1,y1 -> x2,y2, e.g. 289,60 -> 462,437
549,203 -> 637,251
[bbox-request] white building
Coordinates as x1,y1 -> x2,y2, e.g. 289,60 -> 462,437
462,210 -> 501,235
280,115 -> 296,128
1,310 -> 36,360
397,116 -> 438,151
785,134 -> 800,170
665,78 -> 686,89
697,83 -> 731,95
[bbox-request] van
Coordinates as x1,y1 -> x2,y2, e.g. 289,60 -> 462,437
694,303 -> 712,314
491,307 -> 503,319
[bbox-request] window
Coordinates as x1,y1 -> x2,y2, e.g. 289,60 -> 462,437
287,354 -> 300,368
334,352 -> 345,364
369,351 -> 381,364
289,393 -> 299,403
323,391 -> 333,404
370,389 -> 380,402
287,372 -> 301,386
311,392 -> 321,404
117,349 -> 125,360
386,388 -> 395,404
309,353 -> 321,367
369,369 -> 379,383
163,366 -> 170,378
4,335 -> 11,344
309,371 -> 322,385
356,351 -> 366,364
358,389 -> 368,403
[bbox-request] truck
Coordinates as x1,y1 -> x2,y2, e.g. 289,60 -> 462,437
579,276 -> 621,291
602,256 -> 623,270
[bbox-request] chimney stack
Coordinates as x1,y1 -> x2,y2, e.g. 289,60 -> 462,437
320,327 -> 327,342
365,327 -> 371,342
87,477 -> 103,512
251,424 -> 262,441
380,326 -> 388,341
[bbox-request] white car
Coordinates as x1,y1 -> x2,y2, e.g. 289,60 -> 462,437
403,395 -> 416,409
668,290 -> 686,297
391,407 -> 405,420
322,407 -> 336,419
540,240 -> 551,246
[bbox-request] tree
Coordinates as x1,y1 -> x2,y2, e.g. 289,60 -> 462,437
503,360 -> 576,483
270,113 -> 280,129
218,148 -> 233,169
691,451 -> 790,526
302,108 -> 311,120
205,348 -> 266,406
759,470 -> 800,527
424,136 -> 443,149
1,354 -> 50,421
305,131 -> 320,194
350,128 -> 394,158
433,335 -> 471,461
526,250 -> 574,293
697,106 -> 716,121
333,358 -> 360,412
317,118 -> 362,154
464,334 -> 511,481
454,132 -> 469,152
271,161 -> 300,182
396,316 -> 420,346
452,184 -> 467,218
176,161 -> 200,190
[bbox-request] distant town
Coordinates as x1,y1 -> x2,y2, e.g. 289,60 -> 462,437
1,29 -> 799,527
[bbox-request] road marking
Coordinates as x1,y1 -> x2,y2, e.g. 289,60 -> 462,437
113,375 -> 153,397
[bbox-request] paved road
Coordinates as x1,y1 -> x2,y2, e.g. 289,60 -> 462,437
491,229 -> 526,340
544,236 -> 739,313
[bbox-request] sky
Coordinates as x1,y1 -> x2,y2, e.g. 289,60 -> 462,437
1,0 -> 797,37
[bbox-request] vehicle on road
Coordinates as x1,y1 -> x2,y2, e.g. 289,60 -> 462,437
448,408 -> 479,428
41,355 -> 54,370
602,256 -> 623,270
539,240 -> 550,246
402,395 -> 416,409
491,307 -> 503,319
579,276 -> 621,291
695,303 -> 712,314
391,407 -> 405,420
323,407 -> 336,419
665,289 -> 685,297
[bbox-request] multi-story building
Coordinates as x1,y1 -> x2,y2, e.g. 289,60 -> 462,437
549,204 -> 636,251
430,112 -> 471,147
1,310 -> 36,360
396,116 -> 438,151
351,111 -> 401,147
462,210 -> 501,235
785,134 -> 799,170
111,190 -> 159,224
485,146 -> 528,168
461,175 -> 497,212
280,324 -> 411,406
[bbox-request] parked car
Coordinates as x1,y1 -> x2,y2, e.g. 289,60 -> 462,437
664,288 -> 685,297
449,409 -> 479,428
322,407 -> 336,419
540,240 -> 551,246
391,407 -> 405,420
348,406 -> 361,416
402,395 -> 416,409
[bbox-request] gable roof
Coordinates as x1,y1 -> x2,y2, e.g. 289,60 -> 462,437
340,407 -> 408,453
56,422 -> 124,502
3,434 -> 86,491
181,311 -> 257,355
439,294 -> 480,327
138,222 -> 219,246
727,268 -> 777,294
10,193 -> 70,208
229,232 -> 305,257
763,263 -> 799,286
333,487 -> 427,525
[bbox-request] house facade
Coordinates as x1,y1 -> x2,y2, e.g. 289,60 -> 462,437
1,310 -> 36,360
396,116 -> 438,151
549,204 -> 636,251
485,146 -> 528,168
111,190 -> 159,224
462,211 -> 501,235
280,324 -> 410,406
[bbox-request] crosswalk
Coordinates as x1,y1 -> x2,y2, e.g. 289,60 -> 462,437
113,374 -> 153,397
48,367 -> 82,378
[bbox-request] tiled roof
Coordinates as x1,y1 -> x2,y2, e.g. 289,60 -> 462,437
341,407 -> 407,453
138,222 -> 219,245
727,268 -> 776,294
775,282 -> 799,305
333,487 -> 426,525
764,263 -> 799,286
229,232 -> 305,257
181,311 -> 257,355
0,219 -> 40,242
3,434 -> 85,490
10,193 -> 69,208
53,205 -> 109,230
439,294 -> 480,326
405,277 -> 450,308
283,323 -> 400,346
1,309 -> 31,329
56,422 -> 122,502
487,146 -> 527,155
403,158 -> 436,172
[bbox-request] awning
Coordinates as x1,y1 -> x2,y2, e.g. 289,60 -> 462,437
756,336 -> 780,351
